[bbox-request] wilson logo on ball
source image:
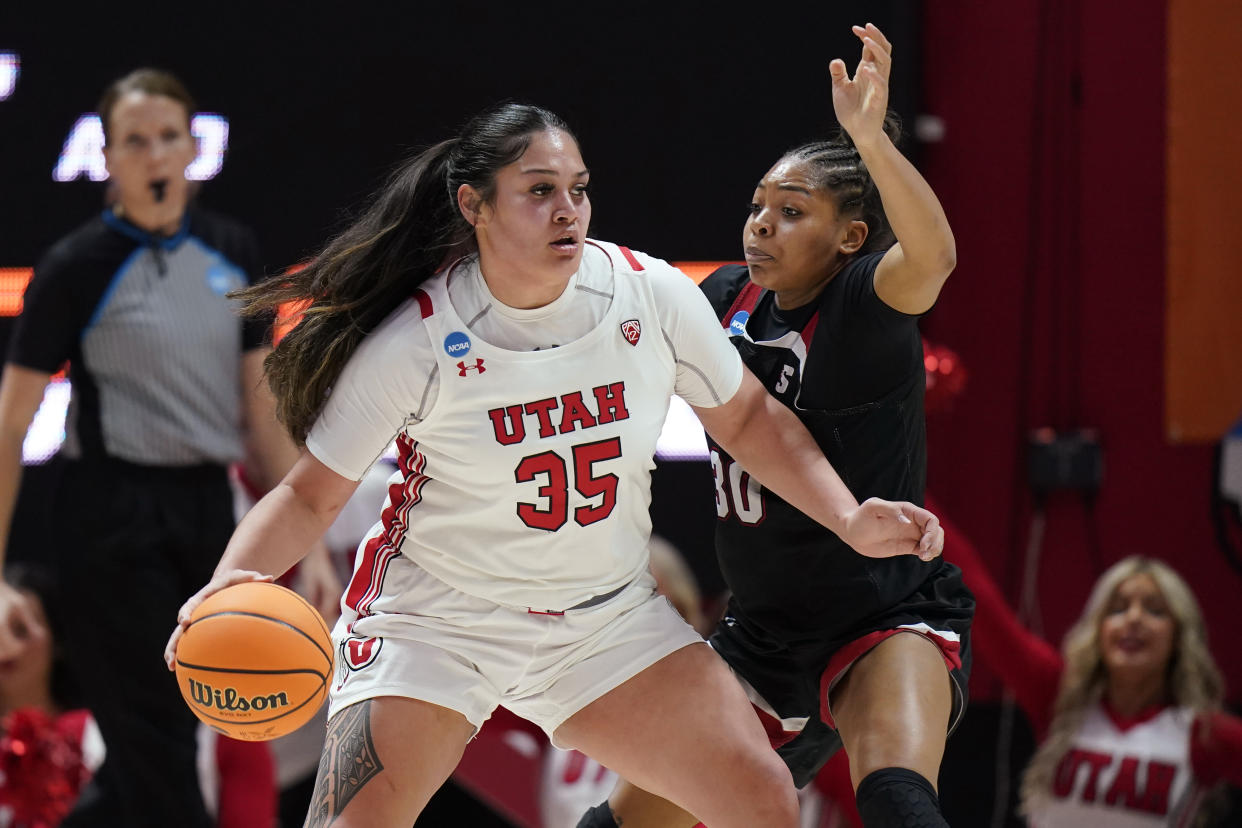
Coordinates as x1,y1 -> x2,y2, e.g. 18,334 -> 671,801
185,678 -> 290,712
174,581 -> 334,741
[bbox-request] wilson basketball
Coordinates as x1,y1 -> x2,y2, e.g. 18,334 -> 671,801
174,581 -> 334,742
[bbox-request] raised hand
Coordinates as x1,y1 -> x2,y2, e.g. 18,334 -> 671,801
840,498 -> 944,561
829,23 -> 893,147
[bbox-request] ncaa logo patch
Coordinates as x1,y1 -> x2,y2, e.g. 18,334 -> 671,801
444,331 -> 471,358
728,310 -> 750,336
342,636 -> 382,671
621,319 -> 641,346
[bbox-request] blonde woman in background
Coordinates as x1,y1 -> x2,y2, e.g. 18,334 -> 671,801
945,518 -> 1242,826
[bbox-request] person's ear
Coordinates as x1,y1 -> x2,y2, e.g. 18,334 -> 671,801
457,184 -> 485,227
840,220 -> 869,255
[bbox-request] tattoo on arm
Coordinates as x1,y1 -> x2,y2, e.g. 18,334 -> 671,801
307,699 -> 384,827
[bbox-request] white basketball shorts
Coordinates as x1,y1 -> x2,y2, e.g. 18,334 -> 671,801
328,554 -> 705,742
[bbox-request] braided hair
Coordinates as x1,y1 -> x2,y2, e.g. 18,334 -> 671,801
778,112 -> 903,254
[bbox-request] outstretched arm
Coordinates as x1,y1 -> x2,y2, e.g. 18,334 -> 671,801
694,368 -> 943,561
832,23 -> 956,315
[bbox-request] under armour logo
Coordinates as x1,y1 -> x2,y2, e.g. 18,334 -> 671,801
621,319 -> 641,346
457,358 -> 486,376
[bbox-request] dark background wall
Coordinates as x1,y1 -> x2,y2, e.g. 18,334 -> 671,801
3,1 -> 1239,825
0,3 -> 921,269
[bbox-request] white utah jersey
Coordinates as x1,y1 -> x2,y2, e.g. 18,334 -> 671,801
1028,704 -> 1203,828
311,241 -> 742,612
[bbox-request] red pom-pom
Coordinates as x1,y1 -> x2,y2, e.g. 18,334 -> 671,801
0,708 -> 94,827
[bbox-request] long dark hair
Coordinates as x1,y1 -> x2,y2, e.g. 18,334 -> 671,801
236,103 -> 575,441
779,112 -> 903,254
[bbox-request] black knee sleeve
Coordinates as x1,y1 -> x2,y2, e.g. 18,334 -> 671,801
576,800 -> 619,828
855,767 -> 948,828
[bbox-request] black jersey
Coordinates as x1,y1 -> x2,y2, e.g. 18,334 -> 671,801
700,255 -> 939,645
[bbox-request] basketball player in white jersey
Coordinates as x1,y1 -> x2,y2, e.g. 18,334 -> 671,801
165,102 -> 945,828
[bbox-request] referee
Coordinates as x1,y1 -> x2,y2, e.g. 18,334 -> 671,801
0,68 -> 306,827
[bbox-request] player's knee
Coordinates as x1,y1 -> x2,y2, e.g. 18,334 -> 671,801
678,745 -> 796,826
756,789 -> 800,826
733,751 -> 799,822
855,767 -> 947,828
843,714 -> 945,780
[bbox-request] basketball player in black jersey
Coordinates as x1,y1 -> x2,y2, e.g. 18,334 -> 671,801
580,23 -> 973,828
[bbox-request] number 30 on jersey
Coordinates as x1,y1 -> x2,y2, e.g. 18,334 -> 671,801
710,449 -> 765,525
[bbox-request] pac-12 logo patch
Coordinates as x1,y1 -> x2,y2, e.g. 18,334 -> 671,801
444,331 -> 471,358
728,311 -> 750,336
621,319 -> 641,346
457,359 -> 486,376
